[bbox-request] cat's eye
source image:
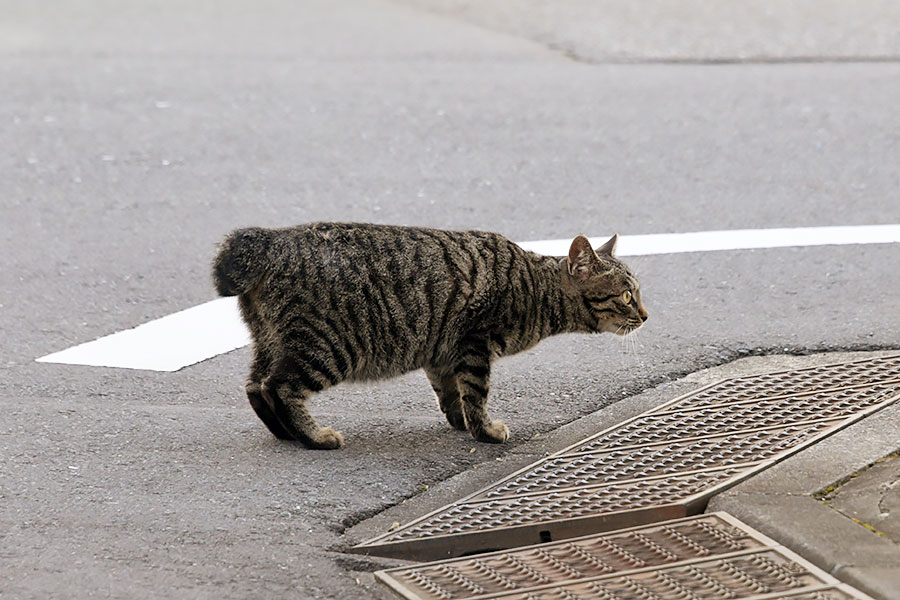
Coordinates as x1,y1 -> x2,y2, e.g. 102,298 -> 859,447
622,290 -> 633,304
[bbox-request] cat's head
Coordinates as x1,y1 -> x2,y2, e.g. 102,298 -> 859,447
564,234 -> 648,335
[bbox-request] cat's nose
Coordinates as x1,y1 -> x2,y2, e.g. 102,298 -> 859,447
639,307 -> 648,322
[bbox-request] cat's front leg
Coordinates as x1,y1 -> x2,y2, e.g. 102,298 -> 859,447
456,336 -> 509,444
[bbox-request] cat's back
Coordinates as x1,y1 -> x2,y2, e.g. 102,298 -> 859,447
214,222 -> 521,296
267,222 -> 516,289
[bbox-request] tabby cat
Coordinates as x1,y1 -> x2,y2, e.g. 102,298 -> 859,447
212,223 -> 647,449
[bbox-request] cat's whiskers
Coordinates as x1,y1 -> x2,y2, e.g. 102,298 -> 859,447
617,320 -> 643,358
628,327 -> 641,357
616,324 -> 631,356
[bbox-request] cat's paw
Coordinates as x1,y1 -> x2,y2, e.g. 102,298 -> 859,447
306,427 -> 345,450
475,420 -> 509,444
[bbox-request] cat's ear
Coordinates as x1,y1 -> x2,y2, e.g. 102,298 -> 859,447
596,233 -> 618,257
567,235 -> 598,279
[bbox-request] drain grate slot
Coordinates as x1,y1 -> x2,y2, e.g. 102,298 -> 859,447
356,355 -> 900,560
375,513 -> 874,600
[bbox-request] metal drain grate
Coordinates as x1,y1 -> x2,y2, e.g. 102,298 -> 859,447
649,356 -> 900,412
563,384 -> 896,455
375,513 -> 874,600
355,355 -> 900,560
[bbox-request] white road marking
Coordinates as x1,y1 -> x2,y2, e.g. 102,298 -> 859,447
517,224 -> 900,256
36,298 -> 251,372
36,224 -> 900,372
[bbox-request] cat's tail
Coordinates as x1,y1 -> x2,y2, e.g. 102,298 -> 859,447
212,227 -> 274,296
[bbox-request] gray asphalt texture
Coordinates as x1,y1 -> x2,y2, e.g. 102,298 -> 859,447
2,1 -> 899,598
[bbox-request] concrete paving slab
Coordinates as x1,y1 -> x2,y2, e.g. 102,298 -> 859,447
711,495 -> 900,568
826,452 -> 900,544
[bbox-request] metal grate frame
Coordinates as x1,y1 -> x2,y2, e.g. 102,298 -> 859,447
375,513 -> 875,600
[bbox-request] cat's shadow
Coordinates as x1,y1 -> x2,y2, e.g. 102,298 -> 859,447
237,417 -> 494,458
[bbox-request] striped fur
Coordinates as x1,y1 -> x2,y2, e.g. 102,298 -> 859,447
212,223 -> 647,449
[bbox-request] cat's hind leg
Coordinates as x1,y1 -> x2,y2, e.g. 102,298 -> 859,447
455,336 -> 509,444
246,377 -> 295,440
261,354 -> 345,450
247,341 -> 297,440
425,367 -> 466,431
239,295 -> 295,440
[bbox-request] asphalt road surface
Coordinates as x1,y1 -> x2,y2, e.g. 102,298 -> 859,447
2,2 -> 899,598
